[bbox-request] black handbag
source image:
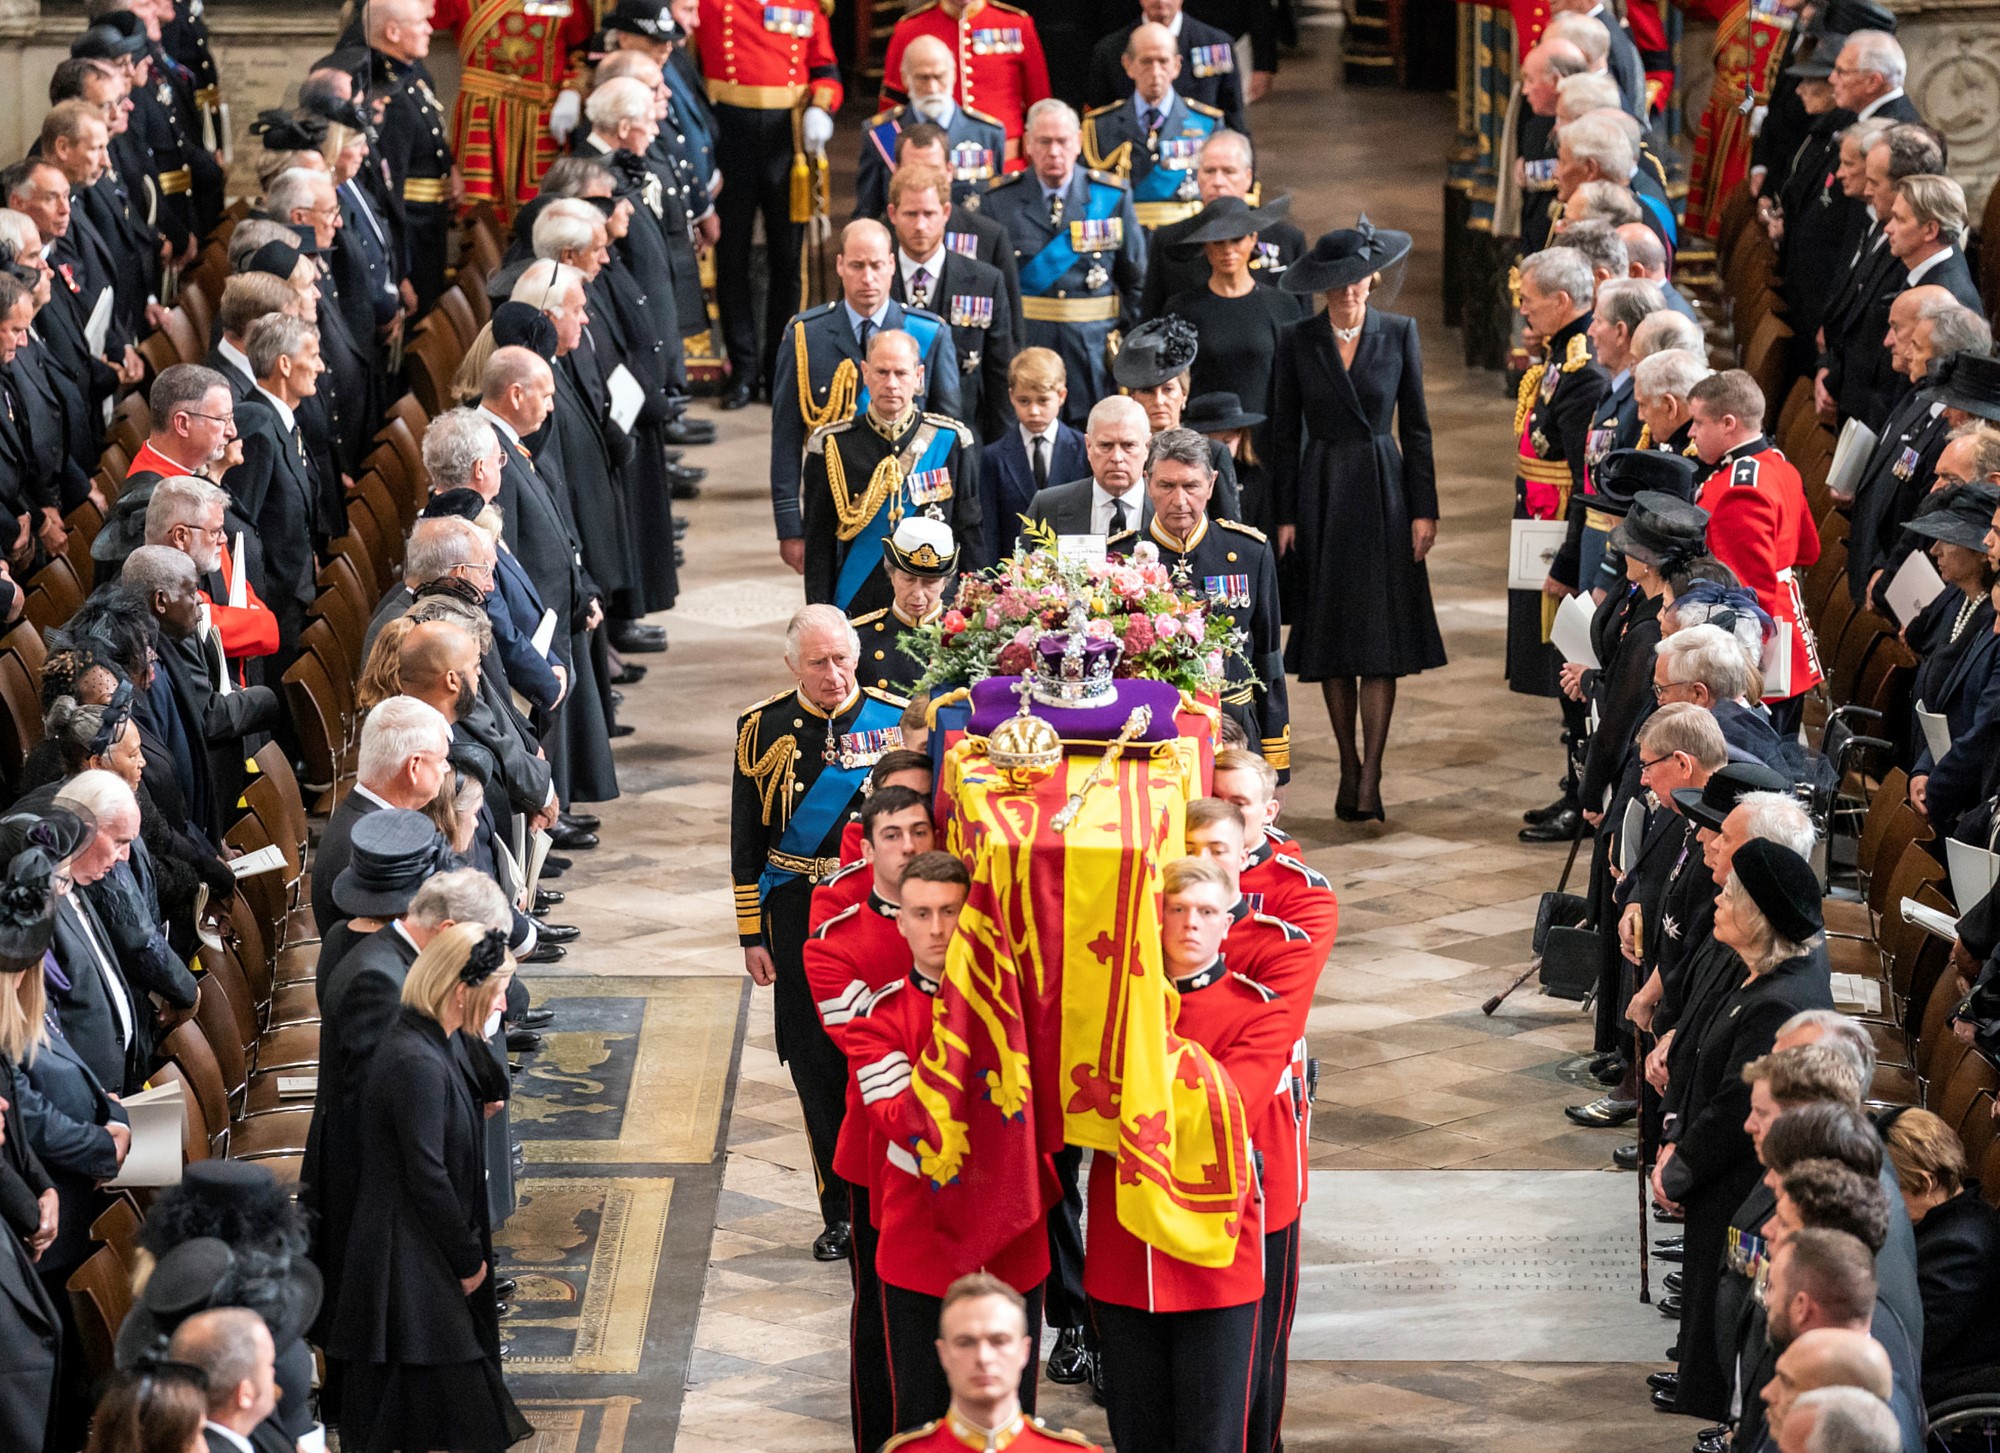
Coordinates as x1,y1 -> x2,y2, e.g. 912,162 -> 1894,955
1534,818 -> 1600,1002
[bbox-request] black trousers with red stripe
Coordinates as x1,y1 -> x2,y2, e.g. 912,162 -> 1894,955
1248,1220 -> 1302,1453
1093,1297 -> 1259,1453
881,1282 -> 1043,1436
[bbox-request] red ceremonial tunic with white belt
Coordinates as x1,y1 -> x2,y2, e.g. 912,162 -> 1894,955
879,0 -> 1050,148
847,970 -> 1053,1295
1695,437 -> 1823,699
803,892 -> 911,1186
696,0 -> 843,112
1083,959 -> 1290,1311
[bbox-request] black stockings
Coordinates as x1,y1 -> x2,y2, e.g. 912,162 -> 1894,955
1320,675 -> 1397,814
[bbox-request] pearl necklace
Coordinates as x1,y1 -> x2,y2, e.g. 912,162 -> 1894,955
1331,319 -> 1363,343
1950,590 -> 1983,644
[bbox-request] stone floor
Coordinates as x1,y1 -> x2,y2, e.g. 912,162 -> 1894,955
496,28 -> 1701,1453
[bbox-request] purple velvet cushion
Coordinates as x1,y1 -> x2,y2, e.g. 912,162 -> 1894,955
967,675 -> 1185,741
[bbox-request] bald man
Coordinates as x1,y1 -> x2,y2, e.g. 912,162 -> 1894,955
854,36 -> 1007,222
1080,24 -> 1226,232
1764,1326 -> 1895,1443
769,218 -> 962,575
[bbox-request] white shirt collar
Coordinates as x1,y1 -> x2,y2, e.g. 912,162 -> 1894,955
353,782 -> 395,811
1855,88 -> 1904,121
391,919 -> 423,955
899,246 -> 944,285
253,383 -> 296,436
1090,478 -> 1139,533
478,406 -> 521,447
216,337 -> 252,381
204,1423 -> 254,1453
1020,419 -> 1058,453
1163,9 -> 1183,35
1133,90 -> 1174,126
1907,245 -> 1954,285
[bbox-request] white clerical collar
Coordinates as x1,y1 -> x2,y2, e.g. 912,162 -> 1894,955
1907,245 -> 1954,286
1855,88 -> 1904,121
253,382 -> 296,435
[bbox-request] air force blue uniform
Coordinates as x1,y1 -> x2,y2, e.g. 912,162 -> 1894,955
853,101 -> 1007,220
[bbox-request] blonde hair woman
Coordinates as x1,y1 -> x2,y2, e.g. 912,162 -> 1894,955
1881,1106 -> 2000,1399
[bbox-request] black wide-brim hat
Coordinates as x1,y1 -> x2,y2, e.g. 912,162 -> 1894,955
1112,316 -> 1199,390
1590,448 -> 1701,517
1184,391 -> 1266,433
1733,836 -> 1824,941
1176,193 -> 1293,246
1608,489 -> 1709,566
1815,0 -> 1895,35
1936,353 -> 2000,423
71,22 -> 147,60
1281,215 -> 1413,294
492,300 -> 558,362
332,808 -> 454,917
114,1235 -> 324,1371
1903,481 -> 2000,553
1785,30 -> 1848,79
1671,761 -> 1791,833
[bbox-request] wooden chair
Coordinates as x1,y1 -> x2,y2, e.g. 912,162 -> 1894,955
384,391 -> 430,440
356,473 -> 407,569
434,285 -> 478,352
1742,312 -> 1795,410
0,650 -> 43,796
282,651 -> 351,804
146,1063 -> 210,1168
65,1245 -> 131,1387
136,333 -> 178,383
89,1196 -> 143,1276
30,556 -> 84,622
177,279 -> 214,342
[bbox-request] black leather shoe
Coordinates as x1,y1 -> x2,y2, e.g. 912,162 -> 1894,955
1565,1097 -> 1638,1127
610,690 -> 625,708
720,379 -> 756,410
523,942 -> 567,964
670,477 -> 702,501
534,889 -> 565,910
1591,1054 -> 1630,1086
506,1029 -> 543,1053
496,1300 -> 512,1318
610,722 -> 636,737
520,1006 -> 555,1027
1612,1143 -> 1641,1171
1651,1387 -> 1680,1412
1656,1235 -> 1685,1255
1046,1326 -> 1093,1384
1664,1271 -> 1683,1294
1658,1295 -> 1682,1319
494,1278 -> 517,1299
1694,1425 -> 1731,1453
1522,798 -> 1568,825
667,461 -> 709,485
550,824 -> 599,850
611,621 -> 668,653
674,545 -> 685,567
664,414 -> 718,443
538,923 -> 581,945
673,518 -> 690,540
1520,808 -> 1584,842
813,1222 -> 850,1262
611,662 -> 647,685
545,854 -> 572,872
1647,1372 -> 1679,1394
561,812 -> 600,832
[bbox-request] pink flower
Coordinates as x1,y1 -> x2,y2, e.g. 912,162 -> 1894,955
1154,613 -> 1181,640
1086,617 -> 1114,639
1184,611 -> 1205,639
1122,615 -> 1157,653
1132,541 -> 1160,566
984,606 -> 1002,630
1010,626 -> 1037,648
1109,567 -> 1145,599
1205,651 -> 1225,676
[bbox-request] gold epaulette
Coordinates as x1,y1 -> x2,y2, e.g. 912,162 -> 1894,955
922,410 -> 975,442
740,689 -> 792,719
805,416 -> 856,455
1514,365 -> 1546,437
984,0 -> 1032,13
850,606 -> 890,627
1217,518 -> 1268,542
879,1420 -> 943,1452
1187,98 -> 1225,119
1082,100 -> 1122,118
986,168 -> 1027,189
1561,334 -> 1593,373
865,685 -> 913,709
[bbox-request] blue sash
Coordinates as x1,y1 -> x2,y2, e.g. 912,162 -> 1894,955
1134,158 -> 1196,203
1017,182 -> 1124,296
854,309 -> 945,417
757,693 -> 905,901
865,114 -> 901,167
1637,191 -> 1679,248
833,424 -> 958,609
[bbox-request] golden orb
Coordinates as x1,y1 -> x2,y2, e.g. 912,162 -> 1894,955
986,709 -> 1062,776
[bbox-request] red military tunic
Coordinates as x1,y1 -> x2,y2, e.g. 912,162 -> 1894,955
1237,848 -> 1335,1223
696,0 -> 843,114
847,971 -> 1052,1295
1220,907 -> 1317,1231
882,1408 -> 1100,1453
1265,825 -> 1303,860
1084,960 -> 1290,1311
1240,842 -> 1337,996
1696,437 -> 1824,700
803,892 -> 911,1185
431,0 -> 596,223
879,0 -> 1050,153
809,857 -> 871,934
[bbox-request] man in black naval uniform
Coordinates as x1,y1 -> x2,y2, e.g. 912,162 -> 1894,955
887,162 -> 1016,444
771,218 -> 961,575
800,327 -> 982,616
1110,426 -> 1289,780
732,603 -> 911,1260
1086,0 -> 1249,133
367,0 -> 457,315
1138,131 -> 1304,318
139,1 -> 225,240
979,98 -> 1145,425
851,515 -> 956,694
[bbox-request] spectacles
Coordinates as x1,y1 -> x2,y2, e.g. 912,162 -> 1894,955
452,560 -> 495,578
181,410 -> 234,427
1936,472 -> 1974,489
1651,681 -> 1687,701
1638,753 -> 1677,774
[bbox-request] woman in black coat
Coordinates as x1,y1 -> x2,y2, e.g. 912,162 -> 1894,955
1653,840 -> 1833,1420
327,923 -> 530,1453
1271,223 -> 1445,821
1883,1106 -> 2000,1402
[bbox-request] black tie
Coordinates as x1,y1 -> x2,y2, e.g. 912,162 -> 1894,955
1110,497 -> 1128,534
1032,435 -> 1048,489
858,317 -> 876,353
1048,190 -> 1064,228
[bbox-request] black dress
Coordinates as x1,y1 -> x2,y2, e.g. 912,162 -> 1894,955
1164,283 -> 1304,462
1272,308 -> 1446,679
327,1008 -> 529,1453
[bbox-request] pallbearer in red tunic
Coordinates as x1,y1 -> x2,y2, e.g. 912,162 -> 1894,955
1688,368 -> 1823,726
1682,0 -> 1799,238
431,0 -> 598,224
880,1272 -> 1099,1453
824,748 -> 937,923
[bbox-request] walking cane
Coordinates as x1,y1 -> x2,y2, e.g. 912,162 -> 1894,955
1636,1022 -> 1652,1305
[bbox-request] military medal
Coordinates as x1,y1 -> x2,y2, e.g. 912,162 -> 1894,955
1531,426 -> 1551,455
1178,171 -> 1200,201
906,467 -> 954,505
1204,574 -> 1252,609
763,4 -> 815,34
949,142 -> 996,182
1085,263 -> 1109,291
944,231 -> 979,257
1251,241 -> 1282,271
969,26 -> 1023,54
948,295 -> 992,329
1071,217 -> 1123,252
1892,446 -> 1921,480
836,726 -> 903,769
1190,43 -> 1234,76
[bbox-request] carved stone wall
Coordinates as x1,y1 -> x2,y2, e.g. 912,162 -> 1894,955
1899,7 -> 2000,211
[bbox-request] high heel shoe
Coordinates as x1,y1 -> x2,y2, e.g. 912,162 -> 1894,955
1335,779 -> 1361,821
1353,800 -> 1386,822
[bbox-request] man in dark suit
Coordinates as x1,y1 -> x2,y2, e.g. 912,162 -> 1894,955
985,345 -> 1087,560
1022,394 -> 1152,542
1086,0 -> 1248,133
6,156 -> 136,425
887,163 -> 1016,444
167,1306 -> 293,1453
44,784 -> 146,1096
309,694 -> 454,937
886,125 -> 1023,323
224,314 -> 321,672
1556,2 -> 1646,120
1839,175 -> 1979,430
0,1214 -> 57,1453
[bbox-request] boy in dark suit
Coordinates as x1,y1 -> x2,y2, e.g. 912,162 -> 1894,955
983,347 -> 1084,562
